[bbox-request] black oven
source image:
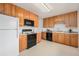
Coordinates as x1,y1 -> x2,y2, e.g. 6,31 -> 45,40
24,19 -> 34,26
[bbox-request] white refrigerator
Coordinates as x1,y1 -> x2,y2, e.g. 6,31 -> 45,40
0,14 -> 19,56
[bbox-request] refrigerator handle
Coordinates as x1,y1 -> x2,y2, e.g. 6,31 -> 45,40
16,20 -> 19,38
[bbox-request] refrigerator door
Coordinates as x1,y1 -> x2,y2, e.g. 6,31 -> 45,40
0,30 -> 19,56
0,14 -> 18,29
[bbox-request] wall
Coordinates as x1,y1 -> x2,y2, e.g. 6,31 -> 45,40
77,10 -> 79,47
38,17 -> 43,28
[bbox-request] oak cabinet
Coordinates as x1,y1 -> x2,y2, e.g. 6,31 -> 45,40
54,15 -> 64,25
53,33 -> 64,43
70,34 -> 78,47
53,33 -> 78,47
34,15 -> 39,27
16,7 -> 24,27
0,3 -> 4,14
43,18 -> 49,28
53,32 -> 58,42
58,33 -> 64,44
42,32 -> 46,40
43,17 -> 55,28
64,34 -> 70,45
64,11 -> 77,28
69,12 -> 77,28
37,32 -> 41,43
64,14 -> 70,27
4,4 -> 12,16
11,4 -> 16,17
29,12 -> 34,20
23,10 -> 30,19
19,35 -> 27,52
0,3 -> 38,27
43,11 -> 77,28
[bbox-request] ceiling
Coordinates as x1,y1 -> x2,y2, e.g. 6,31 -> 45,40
14,3 -> 79,18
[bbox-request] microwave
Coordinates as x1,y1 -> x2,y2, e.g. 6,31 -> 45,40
24,19 -> 34,26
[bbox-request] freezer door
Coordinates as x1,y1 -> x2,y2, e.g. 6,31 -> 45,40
0,30 -> 19,56
0,14 -> 18,29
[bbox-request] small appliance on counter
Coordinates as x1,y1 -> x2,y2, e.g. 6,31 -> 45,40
69,29 -> 72,33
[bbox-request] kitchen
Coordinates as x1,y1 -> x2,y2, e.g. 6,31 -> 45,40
0,3 -> 79,56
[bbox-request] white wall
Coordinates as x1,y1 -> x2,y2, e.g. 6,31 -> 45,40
38,17 -> 43,28
77,10 -> 79,47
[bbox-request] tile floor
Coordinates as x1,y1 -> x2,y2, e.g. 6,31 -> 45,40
20,40 -> 79,56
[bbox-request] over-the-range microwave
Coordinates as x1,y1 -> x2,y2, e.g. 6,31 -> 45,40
24,19 -> 34,27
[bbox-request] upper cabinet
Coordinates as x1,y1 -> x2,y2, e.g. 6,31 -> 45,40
16,7 -> 24,27
43,11 -> 77,28
54,15 -> 64,24
23,9 -> 30,19
0,3 -> 4,14
11,4 -> 16,17
0,3 -> 39,27
69,12 -> 77,28
64,11 -> 77,28
4,4 -> 12,16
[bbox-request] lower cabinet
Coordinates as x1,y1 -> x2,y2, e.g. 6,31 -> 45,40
53,32 -> 58,42
42,32 -> 46,40
70,34 -> 78,47
58,33 -> 64,44
37,32 -> 41,43
53,32 -> 78,48
19,35 -> 27,52
64,34 -> 70,45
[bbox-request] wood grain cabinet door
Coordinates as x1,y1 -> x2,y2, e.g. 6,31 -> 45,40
58,33 -> 64,44
4,4 -> 12,16
64,14 -> 70,28
19,35 -> 27,52
70,34 -> 78,47
69,12 -> 77,28
11,4 -> 16,17
34,15 -> 39,27
64,34 -> 70,45
37,32 -> 41,43
53,33 -> 58,42
0,3 -> 4,14
23,10 -> 30,19
16,7 -> 24,27
42,32 -> 46,40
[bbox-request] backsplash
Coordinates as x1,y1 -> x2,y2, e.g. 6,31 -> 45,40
19,23 -> 79,34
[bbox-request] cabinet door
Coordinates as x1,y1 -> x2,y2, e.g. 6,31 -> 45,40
64,34 -> 70,45
34,15 -> 38,27
29,12 -> 34,20
69,12 -> 77,28
58,33 -> 64,44
16,7 -> 24,27
19,35 -> 27,52
11,4 -> 16,17
70,34 -> 78,47
64,14 -> 70,27
53,33 -> 58,42
37,32 -> 41,43
42,32 -> 46,40
23,10 -> 30,19
43,19 -> 47,28
4,4 -> 12,16
0,3 -> 4,14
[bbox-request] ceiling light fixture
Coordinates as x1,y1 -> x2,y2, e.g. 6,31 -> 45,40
33,3 -> 52,12
40,3 -> 50,12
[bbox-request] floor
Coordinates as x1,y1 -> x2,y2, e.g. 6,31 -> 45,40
20,40 -> 79,56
